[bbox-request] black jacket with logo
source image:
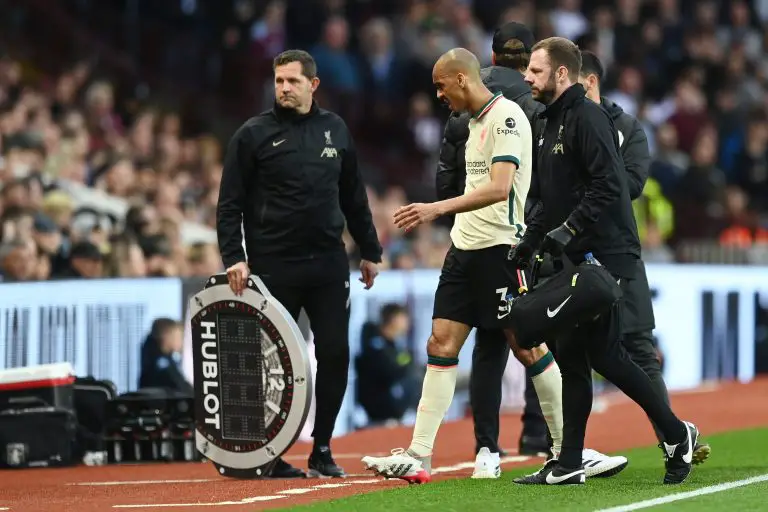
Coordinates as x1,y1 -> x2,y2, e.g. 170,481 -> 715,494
436,66 -> 545,222
600,97 -> 650,200
527,84 -> 640,278
217,101 -> 382,269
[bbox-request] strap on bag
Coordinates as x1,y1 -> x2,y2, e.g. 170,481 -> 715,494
516,253 -> 544,297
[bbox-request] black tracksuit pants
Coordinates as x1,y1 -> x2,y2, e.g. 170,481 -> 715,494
470,327 -> 510,454
527,259 -> 673,451
251,252 -> 351,447
555,276 -> 685,468
470,329 -> 547,454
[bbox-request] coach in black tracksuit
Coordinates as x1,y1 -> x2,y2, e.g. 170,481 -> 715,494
217,50 -> 382,479
512,38 -> 694,485
436,23 -> 551,457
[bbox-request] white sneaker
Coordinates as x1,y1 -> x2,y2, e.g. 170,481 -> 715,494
582,448 -> 628,478
471,447 -> 501,479
361,448 -> 431,484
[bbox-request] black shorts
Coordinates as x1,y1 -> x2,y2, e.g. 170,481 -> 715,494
433,244 -> 523,330
621,258 -> 655,334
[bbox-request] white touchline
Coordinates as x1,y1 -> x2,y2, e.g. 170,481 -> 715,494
114,496 -> 287,508
595,473 -> 768,512
112,455 -> 532,508
69,479 -> 216,486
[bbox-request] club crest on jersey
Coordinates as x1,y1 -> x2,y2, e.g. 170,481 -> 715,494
324,130 -> 332,145
478,127 -> 488,150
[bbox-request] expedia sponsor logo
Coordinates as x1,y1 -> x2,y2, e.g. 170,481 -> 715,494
199,320 -> 221,430
466,160 -> 488,175
497,118 -> 520,137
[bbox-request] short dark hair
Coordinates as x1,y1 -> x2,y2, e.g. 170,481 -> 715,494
151,317 -> 181,340
273,50 -> 317,79
579,51 -> 604,82
531,37 -> 582,81
380,303 -> 407,326
494,39 -> 531,72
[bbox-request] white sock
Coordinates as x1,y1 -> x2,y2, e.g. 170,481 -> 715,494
530,352 -> 564,458
408,358 -> 459,458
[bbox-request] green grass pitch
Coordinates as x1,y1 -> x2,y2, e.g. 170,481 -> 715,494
279,428 -> 768,511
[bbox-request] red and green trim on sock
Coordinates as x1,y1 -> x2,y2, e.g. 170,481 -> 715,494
526,351 -> 555,377
427,355 -> 459,369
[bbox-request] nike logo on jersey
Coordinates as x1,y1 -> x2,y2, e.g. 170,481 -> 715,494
273,139 -> 286,146
546,295 -> 572,318
545,468 -> 585,484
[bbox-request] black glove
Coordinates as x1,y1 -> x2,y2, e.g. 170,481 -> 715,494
508,236 -> 539,268
539,222 -> 576,257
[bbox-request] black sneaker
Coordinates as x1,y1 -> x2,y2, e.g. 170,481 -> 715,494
662,421 -> 699,484
269,457 -> 306,478
308,446 -> 346,478
513,459 -> 585,485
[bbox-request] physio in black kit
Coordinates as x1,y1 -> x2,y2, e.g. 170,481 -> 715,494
511,37 -> 699,486
217,49 -> 383,479
577,50 -> 710,463
524,51 -> 711,466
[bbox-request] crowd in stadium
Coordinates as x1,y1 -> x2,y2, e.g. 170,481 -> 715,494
2,0 -> 768,282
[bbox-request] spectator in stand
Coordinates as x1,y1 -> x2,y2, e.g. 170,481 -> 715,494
0,238 -> 36,282
311,15 -> 361,120
53,240 -> 103,279
719,187 -> 768,247
732,112 -> 768,209
673,126 -> 727,243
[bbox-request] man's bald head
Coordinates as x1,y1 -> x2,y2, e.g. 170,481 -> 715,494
433,48 -> 482,81
432,47 -> 490,113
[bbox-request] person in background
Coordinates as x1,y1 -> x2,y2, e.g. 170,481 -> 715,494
104,235 -> 147,277
53,240 -> 103,279
138,318 -> 192,394
141,234 -> 177,277
356,304 -> 420,425
0,238 -> 36,282
187,241 -> 222,276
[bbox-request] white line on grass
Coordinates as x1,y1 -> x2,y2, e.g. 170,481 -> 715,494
112,455 -> 532,508
595,473 -> 768,512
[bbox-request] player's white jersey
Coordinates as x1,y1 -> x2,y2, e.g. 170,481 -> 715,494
450,92 -> 533,250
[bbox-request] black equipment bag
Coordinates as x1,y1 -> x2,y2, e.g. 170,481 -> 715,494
74,377 -> 117,452
0,405 -> 78,468
105,388 -> 199,463
507,257 -> 622,349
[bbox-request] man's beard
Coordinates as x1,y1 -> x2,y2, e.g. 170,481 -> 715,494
533,72 -> 557,105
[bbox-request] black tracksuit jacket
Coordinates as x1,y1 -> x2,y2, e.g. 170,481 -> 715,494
217,101 -> 382,271
600,96 -> 650,200
527,84 -> 641,278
